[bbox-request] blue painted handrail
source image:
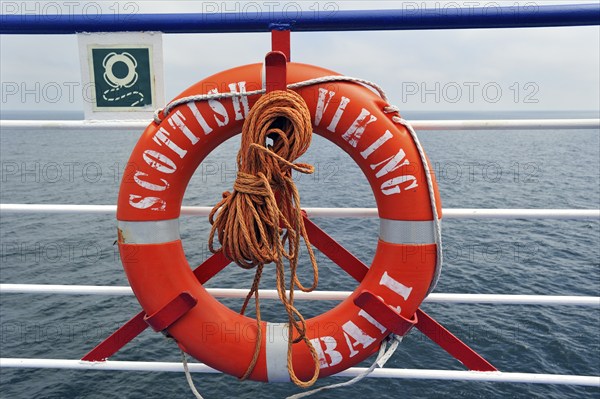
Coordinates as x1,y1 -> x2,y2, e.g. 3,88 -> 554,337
1,3 -> 599,34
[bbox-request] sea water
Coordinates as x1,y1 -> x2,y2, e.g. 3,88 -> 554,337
0,111 -> 598,398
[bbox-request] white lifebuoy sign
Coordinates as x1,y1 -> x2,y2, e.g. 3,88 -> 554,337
78,32 -> 165,120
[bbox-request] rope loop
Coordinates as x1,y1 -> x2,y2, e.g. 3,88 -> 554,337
208,89 -> 320,387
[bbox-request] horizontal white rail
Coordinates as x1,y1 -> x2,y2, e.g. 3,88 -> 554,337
0,204 -> 118,214
1,358 -> 598,386
413,119 -> 600,131
1,204 -> 599,219
440,208 -> 600,219
1,284 -> 598,307
1,119 -> 599,131
0,120 -> 149,130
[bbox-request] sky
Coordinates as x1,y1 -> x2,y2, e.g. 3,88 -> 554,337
1,0 -> 599,113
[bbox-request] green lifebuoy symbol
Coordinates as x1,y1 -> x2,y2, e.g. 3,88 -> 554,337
91,48 -> 153,108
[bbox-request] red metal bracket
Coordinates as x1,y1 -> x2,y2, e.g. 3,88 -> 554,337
415,309 -> 497,372
82,312 -> 147,362
84,214 -> 498,373
302,211 -> 368,282
302,214 -> 498,372
82,293 -> 197,362
144,292 -> 197,332
354,290 -> 417,336
82,251 -> 230,362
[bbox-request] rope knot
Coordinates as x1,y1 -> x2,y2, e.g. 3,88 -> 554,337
208,90 -> 321,387
232,171 -> 270,196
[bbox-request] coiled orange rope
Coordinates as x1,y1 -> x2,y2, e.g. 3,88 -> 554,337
208,90 -> 320,387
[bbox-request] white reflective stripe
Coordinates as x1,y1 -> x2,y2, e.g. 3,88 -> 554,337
379,219 -> 436,245
117,219 -> 180,244
265,323 -> 290,383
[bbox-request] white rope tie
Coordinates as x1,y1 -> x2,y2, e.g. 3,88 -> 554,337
157,73 -> 443,395
182,350 -> 205,399
285,335 -> 403,399
154,89 -> 265,124
154,75 -> 390,124
288,76 -> 390,101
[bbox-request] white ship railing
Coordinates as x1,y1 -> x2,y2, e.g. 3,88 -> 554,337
1,284 -> 599,307
2,2 -> 599,393
1,115 -> 599,386
1,358 -> 598,386
1,119 -> 599,131
2,204 -> 599,220
1,198 -> 599,386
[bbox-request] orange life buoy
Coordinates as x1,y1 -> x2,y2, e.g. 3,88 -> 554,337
117,62 -> 442,383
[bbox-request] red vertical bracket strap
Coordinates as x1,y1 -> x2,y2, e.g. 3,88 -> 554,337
265,27 -> 290,93
302,214 -> 498,372
271,28 -> 290,61
81,251 -> 230,362
265,51 -> 287,93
